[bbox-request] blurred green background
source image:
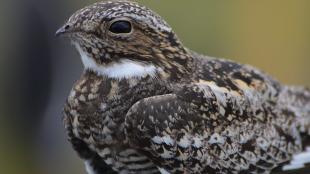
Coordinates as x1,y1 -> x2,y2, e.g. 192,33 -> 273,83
0,0 -> 309,174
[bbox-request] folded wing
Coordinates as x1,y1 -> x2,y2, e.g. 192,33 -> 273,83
125,83 -> 303,173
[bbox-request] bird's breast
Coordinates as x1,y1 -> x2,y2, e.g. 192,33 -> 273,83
64,71 -> 171,147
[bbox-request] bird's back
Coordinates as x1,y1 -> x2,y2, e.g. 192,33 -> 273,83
189,52 -> 310,172
190,51 -> 282,104
192,51 -> 310,138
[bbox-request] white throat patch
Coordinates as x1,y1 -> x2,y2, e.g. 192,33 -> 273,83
74,43 -> 159,79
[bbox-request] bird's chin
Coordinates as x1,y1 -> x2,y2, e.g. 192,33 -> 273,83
56,30 -> 77,38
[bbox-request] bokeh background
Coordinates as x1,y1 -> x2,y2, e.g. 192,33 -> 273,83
0,0 -> 309,174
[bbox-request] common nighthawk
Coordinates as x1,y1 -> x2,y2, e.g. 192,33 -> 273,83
56,1 -> 310,173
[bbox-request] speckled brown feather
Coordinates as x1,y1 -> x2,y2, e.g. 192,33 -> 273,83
59,1 -> 310,174
125,56 -> 308,173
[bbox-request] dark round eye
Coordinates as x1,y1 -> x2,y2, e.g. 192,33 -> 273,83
109,20 -> 132,34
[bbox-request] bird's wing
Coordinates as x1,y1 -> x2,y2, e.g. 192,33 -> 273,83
125,83 -> 301,173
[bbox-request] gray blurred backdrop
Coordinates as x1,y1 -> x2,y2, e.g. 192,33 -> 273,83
0,0 -> 309,174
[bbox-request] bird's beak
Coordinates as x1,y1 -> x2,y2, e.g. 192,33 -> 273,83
55,24 -> 71,37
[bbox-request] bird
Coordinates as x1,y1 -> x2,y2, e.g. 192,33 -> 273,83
56,0 -> 310,173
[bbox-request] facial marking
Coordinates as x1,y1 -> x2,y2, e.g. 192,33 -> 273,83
74,42 -> 160,79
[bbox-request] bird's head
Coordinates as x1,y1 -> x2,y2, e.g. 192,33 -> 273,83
56,0 -> 192,80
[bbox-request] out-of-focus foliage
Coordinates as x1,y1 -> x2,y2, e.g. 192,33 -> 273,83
0,1 -> 309,174
137,0 -> 310,86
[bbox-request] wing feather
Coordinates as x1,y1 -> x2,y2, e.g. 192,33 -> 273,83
125,83 -> 303,173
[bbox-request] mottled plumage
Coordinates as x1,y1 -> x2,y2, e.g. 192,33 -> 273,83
57,1 -> 310,173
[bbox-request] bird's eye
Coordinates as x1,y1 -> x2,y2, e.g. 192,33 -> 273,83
109,20 -> 132,34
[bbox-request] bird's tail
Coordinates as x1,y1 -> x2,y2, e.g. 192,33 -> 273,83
279,86 -> 310,137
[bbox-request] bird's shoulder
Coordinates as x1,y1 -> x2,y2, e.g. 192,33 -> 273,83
190,51 -> 282,102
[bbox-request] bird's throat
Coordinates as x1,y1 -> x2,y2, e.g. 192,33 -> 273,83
74,42 -> 161,79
